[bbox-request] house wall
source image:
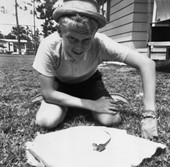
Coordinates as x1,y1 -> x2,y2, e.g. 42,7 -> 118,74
0,39 -> 27,54
99,0 -> 151,49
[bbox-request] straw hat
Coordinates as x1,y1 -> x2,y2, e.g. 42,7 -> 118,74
53,0 -> 106,28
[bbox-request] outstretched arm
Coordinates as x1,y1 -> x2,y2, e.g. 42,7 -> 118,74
124,50 -> 156,111
124,49 -> 158,139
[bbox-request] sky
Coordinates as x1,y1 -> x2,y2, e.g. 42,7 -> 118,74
0,0 -> 43,35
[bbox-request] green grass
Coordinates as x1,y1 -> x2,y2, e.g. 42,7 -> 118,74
0,55 -> 170,166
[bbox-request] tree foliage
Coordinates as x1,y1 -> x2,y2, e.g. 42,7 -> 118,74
0,26 -> 32,40
36,0 -> 58,37
4,33 -> 16,39
0,31 -> 4,39
11,26 -> 31,40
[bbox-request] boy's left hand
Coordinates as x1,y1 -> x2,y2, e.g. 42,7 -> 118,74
141,115 -> 158,140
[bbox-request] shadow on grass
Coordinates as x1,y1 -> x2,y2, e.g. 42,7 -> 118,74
155,60 -> 170,73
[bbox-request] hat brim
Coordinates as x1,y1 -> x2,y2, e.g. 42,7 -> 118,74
53,8 -> 106,28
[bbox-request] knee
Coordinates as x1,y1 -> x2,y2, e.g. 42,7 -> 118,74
35,104 -> 67,129
35,115 -> 61,129
95,112 -> 122,126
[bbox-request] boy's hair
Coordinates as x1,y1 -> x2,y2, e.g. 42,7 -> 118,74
58,14 -> 98,35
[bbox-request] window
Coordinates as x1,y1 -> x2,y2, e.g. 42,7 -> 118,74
14,43 -> 25,49
98,0 -> 110,22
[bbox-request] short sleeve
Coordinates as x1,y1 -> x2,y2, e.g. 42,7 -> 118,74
32,36 -> 60,77
95,33 -> 130,63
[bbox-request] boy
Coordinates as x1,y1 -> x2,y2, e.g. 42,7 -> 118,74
33,0 -> 158,139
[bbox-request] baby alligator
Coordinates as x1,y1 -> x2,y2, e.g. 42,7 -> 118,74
92,131 -> 111,152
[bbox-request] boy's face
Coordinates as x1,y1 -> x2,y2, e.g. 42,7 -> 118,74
60,27 -> 96,60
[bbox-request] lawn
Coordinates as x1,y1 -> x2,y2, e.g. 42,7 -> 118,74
0,55 -> 170,166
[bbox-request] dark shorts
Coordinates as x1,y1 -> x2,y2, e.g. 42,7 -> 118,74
55,71 -> 110,100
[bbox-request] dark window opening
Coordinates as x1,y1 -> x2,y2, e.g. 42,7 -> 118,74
98,0 -> 110,22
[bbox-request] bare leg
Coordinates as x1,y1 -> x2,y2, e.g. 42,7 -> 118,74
35,100 -> 67,129
92,112 -> 122,126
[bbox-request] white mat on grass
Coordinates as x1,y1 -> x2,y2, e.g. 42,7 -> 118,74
25,126 -> 166,167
